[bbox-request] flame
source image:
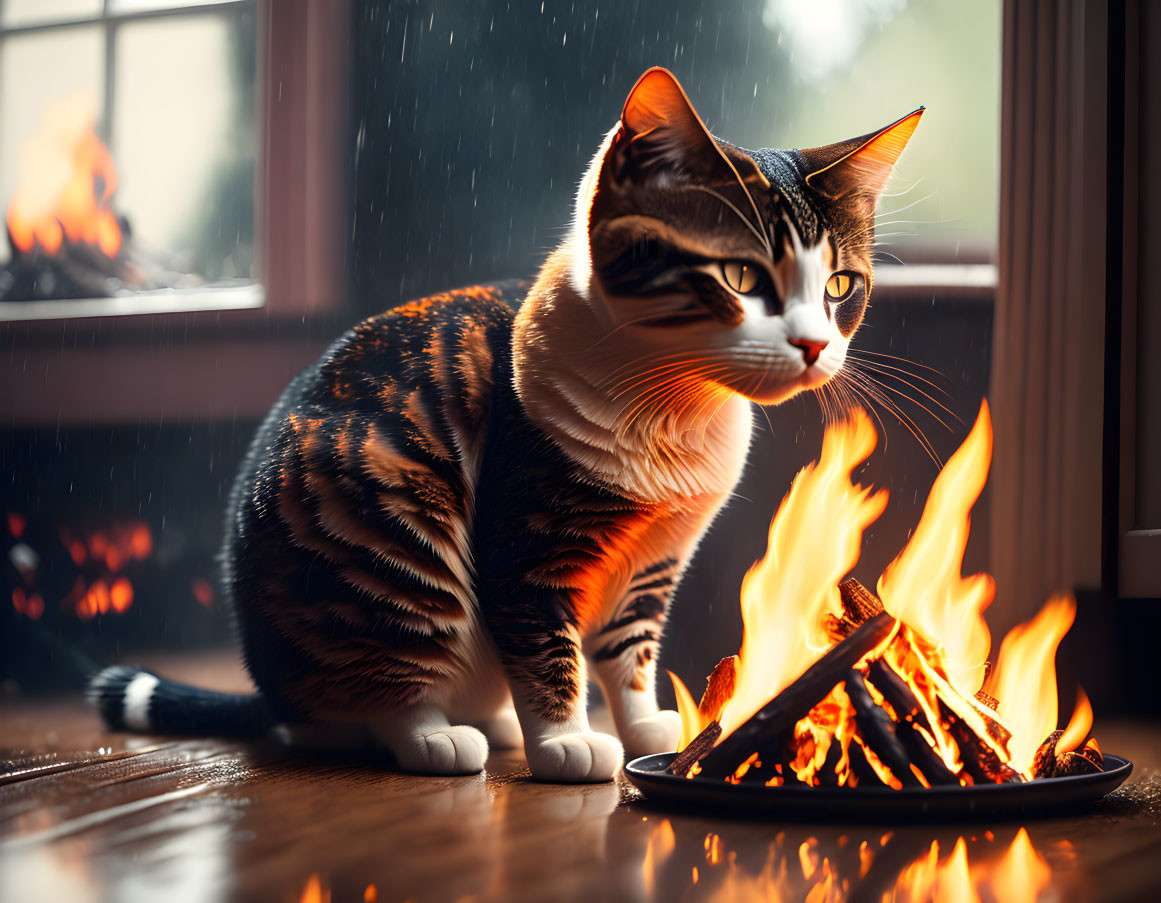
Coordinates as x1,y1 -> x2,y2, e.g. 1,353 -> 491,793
674,399 -> 1097,787
669,670 -> 705,752
717,410 -> 887,738
1058,686 -> 1093,755
6,91 -> 121,259
878,402 -> 994,696
986,595 -> 1077,774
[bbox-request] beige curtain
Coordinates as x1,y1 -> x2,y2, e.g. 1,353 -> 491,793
990,0 -> 1109,636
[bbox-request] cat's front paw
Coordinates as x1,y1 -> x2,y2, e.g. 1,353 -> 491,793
621,709 -> 682,758
394,724 -> 489,775
526,730 -> 623,783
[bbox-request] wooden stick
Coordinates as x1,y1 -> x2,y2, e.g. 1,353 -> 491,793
698,656 -> 738,723
845,669 -> 923,788
941,702 -> 1021,784
1032,730 -> 1062,779
666,721 -> 721,777
846,739 -> 888,788
698,612 -> 896,779
864,659 -> 958,786
866,658 -> 934,736
839,578 -> 885,624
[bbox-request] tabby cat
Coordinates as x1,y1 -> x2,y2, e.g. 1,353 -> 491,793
89,68 -> 921,783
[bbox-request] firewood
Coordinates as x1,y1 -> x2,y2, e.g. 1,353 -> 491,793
864,661 -> 957,786
823,612 -> 855,643
698,655 -> 738,723
866,658 -> 934,736
697,612 -> 896,779
941,702 -> 1021,784
839,578 -> 885,624
1033,730 -> 1063,779
1056,749 -> 1102,777
666,721 -> 721,777
974,688 -> 1000,711
845,669 -> 923,788
1055,738 -> 1103,777
846,739 -> 888,788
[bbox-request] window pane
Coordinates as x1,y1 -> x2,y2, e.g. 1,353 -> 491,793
113,12 -> 256,281
2,0 -> 101,28
761,0 -> 1001,258
0,26 -> 105,258
108,0 -> 248,13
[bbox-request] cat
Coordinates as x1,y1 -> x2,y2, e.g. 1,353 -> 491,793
89,68 -> 921,783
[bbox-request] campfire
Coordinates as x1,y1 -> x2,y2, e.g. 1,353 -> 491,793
666,402 -> 1106,790
2,91 -> 200,303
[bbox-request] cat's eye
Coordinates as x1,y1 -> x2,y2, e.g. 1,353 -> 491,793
825,271 -> 861,302
721,261 -> 761,294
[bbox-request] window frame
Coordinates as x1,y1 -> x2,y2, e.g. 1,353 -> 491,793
0,0 -> 350,426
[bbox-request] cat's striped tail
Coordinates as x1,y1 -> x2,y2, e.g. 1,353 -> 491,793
86,665 -> 276,738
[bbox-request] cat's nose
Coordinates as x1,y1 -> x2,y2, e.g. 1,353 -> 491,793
790,338 -> 828,366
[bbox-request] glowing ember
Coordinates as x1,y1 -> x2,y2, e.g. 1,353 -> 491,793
671,401 -> 1099,788
6,91 -> 122,259
62,520 -> 152,620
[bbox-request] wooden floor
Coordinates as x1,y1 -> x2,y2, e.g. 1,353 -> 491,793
2,653 -> 1161,903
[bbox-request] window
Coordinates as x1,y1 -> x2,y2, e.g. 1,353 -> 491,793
0,0 -> 260,319
760,0 -> 1001,262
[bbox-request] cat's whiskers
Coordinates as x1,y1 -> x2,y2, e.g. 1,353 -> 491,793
844,353 -> 956,401
841,368 -> 944,466
846,360 -> 960,429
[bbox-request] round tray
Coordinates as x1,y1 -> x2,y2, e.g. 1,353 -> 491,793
624,753 -> 1133,821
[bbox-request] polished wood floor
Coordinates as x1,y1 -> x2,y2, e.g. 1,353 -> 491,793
2,652 -> 1160,903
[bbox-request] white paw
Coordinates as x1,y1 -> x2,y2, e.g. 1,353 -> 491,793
393,724 -> 489,775
478,708 -> 523,749
621,709 -> 682,758
526,730 -> 623,783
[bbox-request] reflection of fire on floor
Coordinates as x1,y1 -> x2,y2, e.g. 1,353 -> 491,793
1,91 -> 202,302
1,681 -> 1160,903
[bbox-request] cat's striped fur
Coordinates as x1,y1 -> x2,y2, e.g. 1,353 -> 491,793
90,69 -> 920,782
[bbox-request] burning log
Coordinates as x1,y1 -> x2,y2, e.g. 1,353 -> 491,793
667,721 -> 721,777
845,668 -> 923,788
1035,732 -> 1103,778
1057,739 -> 1103,776
696,613 -> 895,779
941,702 -> 1021,785
1032,730 -> 1063,779
840,578 -> 885,623
864,659 -> 958,787
823,579 -> 885,642
698,656 -> 738,723
846,740 -> 889,788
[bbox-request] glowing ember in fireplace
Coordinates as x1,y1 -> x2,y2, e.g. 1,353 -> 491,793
5,91 -> 122,260
670,402 -> 1099,788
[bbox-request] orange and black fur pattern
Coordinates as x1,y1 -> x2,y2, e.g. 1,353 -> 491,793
89,69 -> 922,782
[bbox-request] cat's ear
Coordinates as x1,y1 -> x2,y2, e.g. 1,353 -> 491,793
800,108 -> 924,200
608,67 -> 757,186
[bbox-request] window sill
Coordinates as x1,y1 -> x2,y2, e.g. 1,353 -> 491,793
0,283 -> 265,323
874,263 -> 997,299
